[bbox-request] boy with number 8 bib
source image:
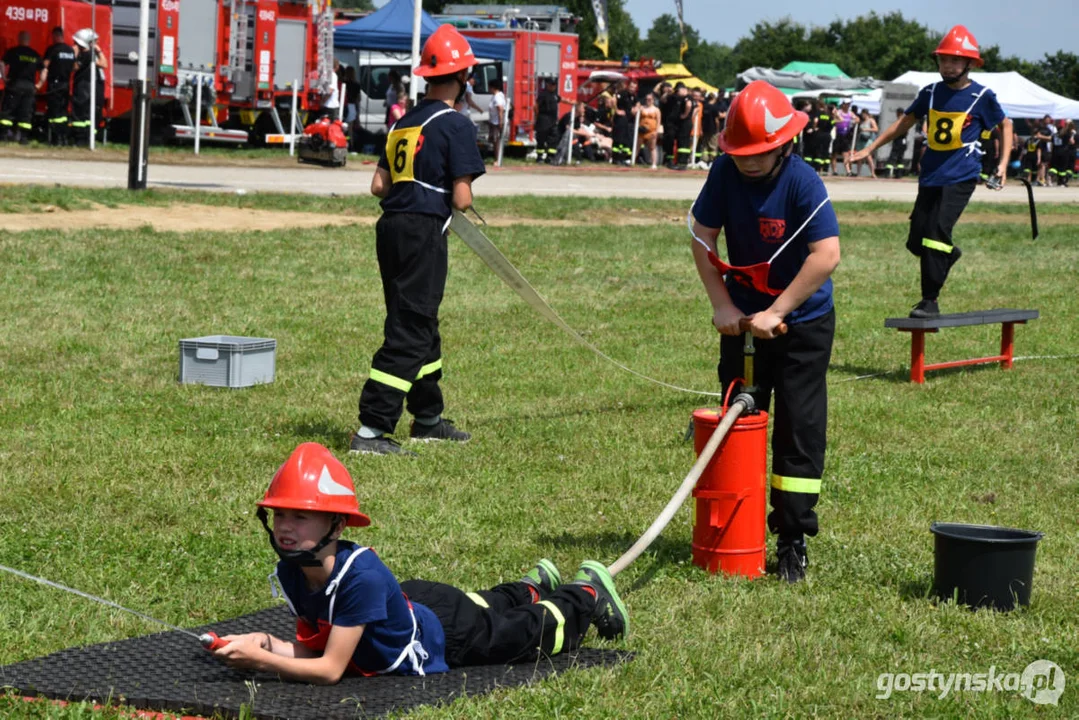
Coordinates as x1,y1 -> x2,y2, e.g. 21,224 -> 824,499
853,24 -> 1012,318
352,25 -> 487,456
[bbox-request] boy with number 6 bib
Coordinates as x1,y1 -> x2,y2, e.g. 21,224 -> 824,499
352,25 -> 487,456
853,24 -> 1012,318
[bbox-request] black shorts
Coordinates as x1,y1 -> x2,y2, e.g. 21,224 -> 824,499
906,180 -> 976,257
832,133 -> 852,154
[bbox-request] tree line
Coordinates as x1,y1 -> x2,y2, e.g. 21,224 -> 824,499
336,1 -> 1079,102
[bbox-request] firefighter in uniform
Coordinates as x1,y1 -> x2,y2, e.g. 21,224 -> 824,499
351,25 -> 486,456
675,83 -> 695,168
534,76 -> 559,163
690,81 -> 841,583
611,79 -> 635,165
1,31 -> 42,144
71,29 -> 107,146
37,27 -> 76,146
854,24 -> 1012,318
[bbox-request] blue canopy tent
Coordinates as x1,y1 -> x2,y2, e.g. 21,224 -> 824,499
334,0 -> 512,60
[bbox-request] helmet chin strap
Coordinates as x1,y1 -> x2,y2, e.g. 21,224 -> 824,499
257,507 -> 337,568
941,60 -> 972,87
743,143 -> 792,184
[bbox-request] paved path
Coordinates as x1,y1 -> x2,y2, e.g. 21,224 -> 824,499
2,156 -> 1076,204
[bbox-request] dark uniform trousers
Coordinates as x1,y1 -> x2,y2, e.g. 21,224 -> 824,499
718,309 -> 835,537
612,114 -> 630,163
400,579 -> 595,666
677,117 -> 694,167
359,212 -> 449,434
906,179 -> 975,301
71,81 -> 95,144
1,80 -> 36,136
46,84 -> 70,144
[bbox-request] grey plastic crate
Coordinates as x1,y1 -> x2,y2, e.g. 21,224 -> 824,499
179,335 -> 276,388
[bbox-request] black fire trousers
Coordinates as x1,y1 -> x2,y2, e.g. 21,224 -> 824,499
1,81 -> 35,131
358,212 -> 448,434
906,180 -> 976,301
718,309 -> 835,538
401,580 -> 595,666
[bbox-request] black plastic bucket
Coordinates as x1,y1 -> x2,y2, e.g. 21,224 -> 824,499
931,522 -> 1044,611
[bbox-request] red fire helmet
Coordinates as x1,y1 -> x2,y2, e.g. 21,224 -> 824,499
934,25 -> 984,67
718,81 -> 808,156
257,443 -> 371,527
413,24 -> 479,78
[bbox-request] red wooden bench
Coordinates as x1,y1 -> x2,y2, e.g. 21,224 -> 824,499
884,309 -> 1039,383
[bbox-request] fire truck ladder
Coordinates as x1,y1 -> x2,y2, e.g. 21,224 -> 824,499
313,0 -> 335,96
228,0 -> 250,82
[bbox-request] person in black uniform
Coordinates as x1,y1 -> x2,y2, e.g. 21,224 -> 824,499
814,101 -> 834,175
611,79 -> 635,165
37,27 -> 76,146
534,76 -> 559,163
351,25 -> 487,456
71,29 -> 107,146
1,31 -> 42,144
979,125 -> 1000,183
658,82 -> 677,167
675,83 -> 694,168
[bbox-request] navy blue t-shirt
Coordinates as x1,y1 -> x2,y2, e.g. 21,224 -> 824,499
378,99 -> 486,220
906,80 -> 1006,186
276,541 -> 449,675
691,154 -> 839,324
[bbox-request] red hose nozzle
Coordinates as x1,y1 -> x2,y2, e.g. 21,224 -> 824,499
200,632 -> 228,651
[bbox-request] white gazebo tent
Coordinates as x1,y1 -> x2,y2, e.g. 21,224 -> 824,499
891,71 -> 1079,119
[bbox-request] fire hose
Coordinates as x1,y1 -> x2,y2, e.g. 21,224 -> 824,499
0,562 -> 228,651
608,318 -> 787,576
449,210 -> 724,397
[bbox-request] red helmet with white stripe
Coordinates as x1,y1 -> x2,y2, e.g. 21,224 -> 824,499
414,24 -> 478,78
718,81 -> 808,156
257,443 -> 370,527
934,25 -> 984,67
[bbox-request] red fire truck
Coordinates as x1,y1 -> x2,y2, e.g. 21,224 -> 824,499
1,0 -> 334,146
436,5 -> 580,149
458,27 -> 578,149
0,0 -> 113,115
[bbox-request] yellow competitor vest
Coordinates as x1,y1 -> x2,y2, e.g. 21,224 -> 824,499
927,83 -> 988,154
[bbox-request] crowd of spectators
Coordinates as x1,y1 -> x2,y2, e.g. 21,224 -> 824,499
546,80 -> 730,170
539,82 -> 1076,186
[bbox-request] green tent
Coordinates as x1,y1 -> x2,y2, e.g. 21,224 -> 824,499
780,61 -> 850,79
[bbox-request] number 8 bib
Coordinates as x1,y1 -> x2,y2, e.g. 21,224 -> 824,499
928,109 -> 967,152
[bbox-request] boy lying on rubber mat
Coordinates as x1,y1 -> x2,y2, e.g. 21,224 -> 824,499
211,443 -> 628,684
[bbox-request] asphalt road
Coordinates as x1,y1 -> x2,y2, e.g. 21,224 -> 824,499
2,156 -> 1076,204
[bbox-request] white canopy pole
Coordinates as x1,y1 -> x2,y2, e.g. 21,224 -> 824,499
409,0 -> 421,104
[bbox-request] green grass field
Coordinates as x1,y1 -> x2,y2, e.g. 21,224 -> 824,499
0,187 -> 1076,718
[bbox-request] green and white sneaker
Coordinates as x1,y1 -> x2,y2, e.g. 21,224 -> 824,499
572,560 -> 629,640
521,558 -> 562,597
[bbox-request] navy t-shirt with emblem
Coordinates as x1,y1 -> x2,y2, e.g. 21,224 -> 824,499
691,154 -> 839,324
276,540 -> 449,675
906,81 -> 1006,186
378,99 -> 486,220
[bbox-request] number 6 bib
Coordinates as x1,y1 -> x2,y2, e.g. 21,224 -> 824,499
385,108 -> 457,186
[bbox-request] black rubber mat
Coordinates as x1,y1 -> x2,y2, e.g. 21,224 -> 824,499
0,605 -> 630,719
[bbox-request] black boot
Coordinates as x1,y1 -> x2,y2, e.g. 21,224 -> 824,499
776,535 -> 808,584
909,298 -> 940,319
